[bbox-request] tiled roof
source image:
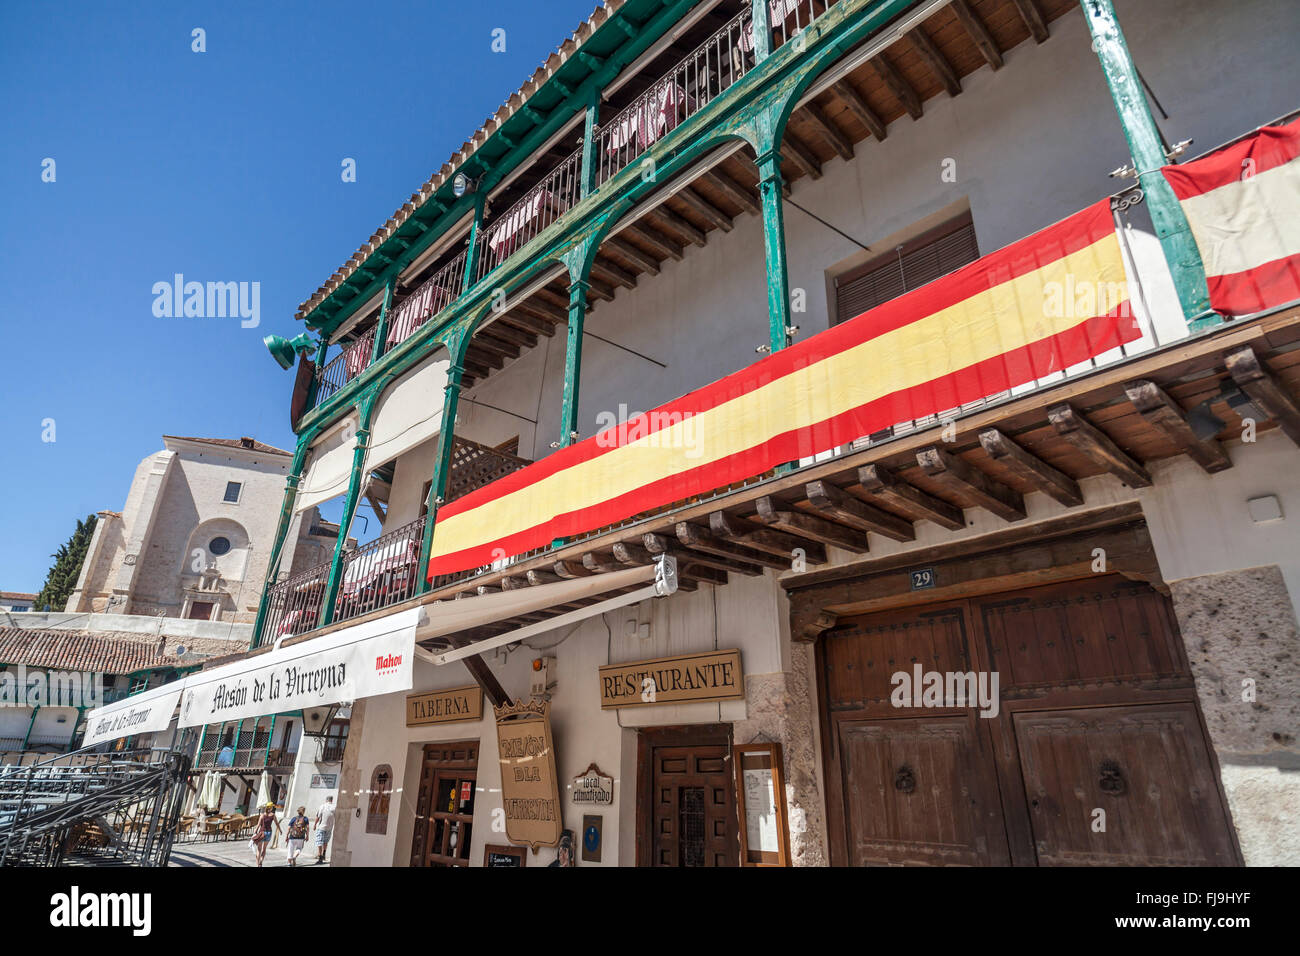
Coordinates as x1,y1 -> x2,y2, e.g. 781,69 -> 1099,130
163,436 -> 291,456
0,592 -> 37,602
0,629 -> 177,675
297,0 -> 627,319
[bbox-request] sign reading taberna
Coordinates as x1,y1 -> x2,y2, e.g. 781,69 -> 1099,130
82,680 -> 188,747
176,608 -> 421,728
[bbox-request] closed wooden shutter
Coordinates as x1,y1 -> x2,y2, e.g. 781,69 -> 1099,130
834,218 -> 979,326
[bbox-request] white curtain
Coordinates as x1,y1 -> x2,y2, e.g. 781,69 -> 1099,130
363,353 -> 448,473
296,413 -> 361,513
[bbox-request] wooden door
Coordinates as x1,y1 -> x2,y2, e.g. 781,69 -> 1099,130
638,726 -> 738,867
410,741 -> 478,867
818,576 -> 1239,866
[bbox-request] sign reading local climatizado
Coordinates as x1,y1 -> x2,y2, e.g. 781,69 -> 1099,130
176,608 -> 421,728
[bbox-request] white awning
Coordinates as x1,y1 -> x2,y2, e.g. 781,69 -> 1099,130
176,608 -> 421,728
82,680 -> 189,747
295,413 -> 360,513
363,354 -> 448,473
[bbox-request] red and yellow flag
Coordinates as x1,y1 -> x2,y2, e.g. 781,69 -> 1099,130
1162,119 -> 1300,316
428,198 -> 1135,578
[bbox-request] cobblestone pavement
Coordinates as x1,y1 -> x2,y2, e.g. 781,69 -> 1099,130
169,837 -> 333,868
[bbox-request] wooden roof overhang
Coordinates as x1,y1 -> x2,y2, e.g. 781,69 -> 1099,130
272,306 -> 1300,677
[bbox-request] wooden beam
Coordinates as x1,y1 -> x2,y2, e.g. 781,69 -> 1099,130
831,80 -> 887,142
1047,403 -> 1153,487
916,447 -> 1026,521
605,235 -> 661,275
526,568 -> 563,586
553,559 -> 593,579
700,169 -> 760,215
446,636 -> 510,708
513,301 -> 566,326
781,134 -> 823,180
625,222 -> 684,261
907,27 -> 961,97
465,334 -> 518,361
582,551 -> 623,573
857,462 -> 964,530
804,480 -> 915,541
951,0 -> 1003,70
613,540 -> 655,565
675,521 -> 789,570
1010,0 -> 1049,43
708,511 -> 827,565
753,496 -> 868,553
675,187 -> 734,232
648,206 -> 707,247
870,55 -> 923,119
479,322 -> 537,351
1225,345 -> 1300,446
1124,380 -> 1232,473
499,574 -> 526,590
642,531 -> 764,576
590,257 -> 637,291
800,104 -> 854,161
978,428 -> 1085,506
585,277 -> 616,303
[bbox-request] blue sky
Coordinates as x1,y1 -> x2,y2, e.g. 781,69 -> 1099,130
0,0 -> 598,594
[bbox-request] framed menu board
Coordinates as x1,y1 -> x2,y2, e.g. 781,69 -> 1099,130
484,844 -> 526,867
733,742 -> 791,867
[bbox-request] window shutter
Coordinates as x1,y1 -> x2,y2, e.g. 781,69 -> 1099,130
835,221 -> 980,325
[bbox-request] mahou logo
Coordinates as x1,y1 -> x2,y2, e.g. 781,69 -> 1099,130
375,653 -> 402,674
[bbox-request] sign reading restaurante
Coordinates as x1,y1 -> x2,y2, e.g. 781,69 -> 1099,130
598,649 -> 744,708
406,685 -> 483,726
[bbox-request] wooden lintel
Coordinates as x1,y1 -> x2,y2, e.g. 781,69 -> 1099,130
805,480 -> 915,541
753,496 -> 868,553
1047,403 -> 1153,487
800,103 -> 854,161
951,0 -> 1003,70
675,521 -> 788,569
869,55 -> 922,119
1124,380 -> 1232,473
907,27 -> 961,97
830,80 -> 887,142
1010,0 -> 1050,43
978,428 -> 1085,506
1225,345 -> 1300,446
858,462 -> 965,530
916,447 -> 1026,521
709,511 -> 827,565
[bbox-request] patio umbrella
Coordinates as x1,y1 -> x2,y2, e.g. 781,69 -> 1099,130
255,771 -> 273,810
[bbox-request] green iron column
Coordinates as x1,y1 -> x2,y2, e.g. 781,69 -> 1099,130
1080,0 -> 1216,329
461,191 -> 488,294
559,278 -> 590,448
369,279 -> 396,364
20,705 -> 39,750
417,344 -> 468,593
756,146 -> 792,354
750,0 -> 774,60
251,432 -> 315,648
319,396 -> 377,626
264,714 -> 277,770
580,87 -> 600,198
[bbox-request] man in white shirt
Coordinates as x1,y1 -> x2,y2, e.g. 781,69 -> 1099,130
314,796 -> 336,864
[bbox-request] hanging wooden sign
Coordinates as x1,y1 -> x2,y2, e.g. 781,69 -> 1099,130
571,762 -> 614,805
598,649 -> 744,708
494,698 -> 562,850
406,685 -> 483,726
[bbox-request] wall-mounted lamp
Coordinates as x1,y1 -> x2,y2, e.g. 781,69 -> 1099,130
263,332 -> 319,370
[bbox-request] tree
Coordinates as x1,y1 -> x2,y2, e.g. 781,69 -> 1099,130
33,514 -> 98,612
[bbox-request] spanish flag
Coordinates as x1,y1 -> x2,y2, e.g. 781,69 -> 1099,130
1162,119 -> 1300,316
428,198 -> 1136,578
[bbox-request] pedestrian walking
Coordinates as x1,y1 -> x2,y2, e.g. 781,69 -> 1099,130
285,806 -> 310,866
314,796 -> 336,864
252,802 -> 281,868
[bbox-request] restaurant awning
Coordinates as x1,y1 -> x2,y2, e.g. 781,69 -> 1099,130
362,353 -> 448,473
82,680 -> 189,747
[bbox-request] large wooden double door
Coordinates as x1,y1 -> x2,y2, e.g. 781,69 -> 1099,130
818,576 -> 1239,866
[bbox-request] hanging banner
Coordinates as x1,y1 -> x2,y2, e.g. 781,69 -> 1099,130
82,680 -> 188,747
1162,119 -> 1300,316
495,698 -> 562,850
429,199 -> 1136,578
177,608 -> 420,728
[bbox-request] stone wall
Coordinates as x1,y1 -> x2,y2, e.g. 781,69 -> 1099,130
1170,565 -> 1300,866
329,697 -> 366,867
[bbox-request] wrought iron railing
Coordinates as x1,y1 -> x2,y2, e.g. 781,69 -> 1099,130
259,558 -> 332,648
333,514 -> 427,622
316,328 -> 377,405
386,247 -> 470,352
475,147 -> 585,285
